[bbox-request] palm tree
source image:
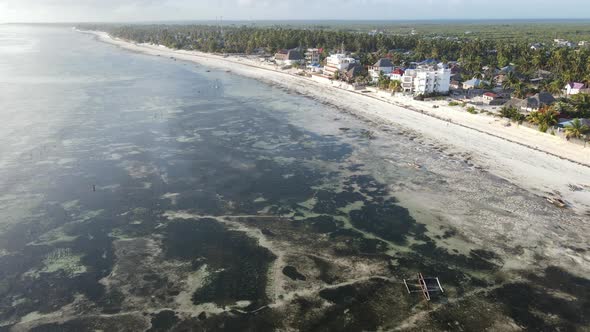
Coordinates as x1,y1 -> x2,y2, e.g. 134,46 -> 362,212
539,80 -> 551,92
377,71 -> 390,89
332,70 -> 340,81
531,52 -> 545,71
548,80 -> 564,96
389,80 -> 401,92
512,82 -> 528,99
572,93 -> 590,112
527,107 -> 559,132
551,101 -> 574,116
564,119 -> 589,139
502,71 -> 519,90
501,77 -> 512,90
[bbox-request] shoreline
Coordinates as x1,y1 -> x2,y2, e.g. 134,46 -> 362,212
80,29 -> 590,215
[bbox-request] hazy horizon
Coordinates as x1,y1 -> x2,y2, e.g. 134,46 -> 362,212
4,18 -> 590,25
2,0 -> 590,24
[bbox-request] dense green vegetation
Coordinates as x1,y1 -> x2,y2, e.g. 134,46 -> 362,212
82,20 -> 590,41
500,93 -> 590,133
564,118 -> 590,138
80,22 -> 590,87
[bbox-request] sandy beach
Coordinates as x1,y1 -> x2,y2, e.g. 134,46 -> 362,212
82,30 -> 590,217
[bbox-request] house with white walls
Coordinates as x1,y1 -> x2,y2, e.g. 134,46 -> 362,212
369,58 -> 394,83
401,64 -> 451,95
323,53 -> 358,78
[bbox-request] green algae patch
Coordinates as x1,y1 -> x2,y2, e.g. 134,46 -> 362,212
25,248 -> 86,279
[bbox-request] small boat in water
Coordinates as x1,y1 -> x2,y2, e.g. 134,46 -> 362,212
404,273 -> 444,301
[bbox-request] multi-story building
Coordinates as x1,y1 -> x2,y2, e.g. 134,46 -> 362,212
368,58 -> 394,83
401,64 -> 451,95
305,48 -> 321,65
274,49 -> 304,66
390,68 -> 405,81
323,53 -> 357,78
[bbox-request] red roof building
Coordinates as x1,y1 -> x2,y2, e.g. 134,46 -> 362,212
392,68 -> 405,75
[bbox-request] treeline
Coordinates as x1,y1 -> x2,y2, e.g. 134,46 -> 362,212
79,24 -> 590,86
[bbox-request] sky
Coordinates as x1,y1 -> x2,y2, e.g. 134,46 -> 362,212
1,0 -> 590,23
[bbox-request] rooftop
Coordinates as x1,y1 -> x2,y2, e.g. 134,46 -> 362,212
567,82 -> 586,89
373,58 -> 393,68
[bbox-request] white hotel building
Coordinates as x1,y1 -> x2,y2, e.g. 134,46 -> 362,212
305,48 -> 321,65
401,64 -> 451,95
322,53 -> 357,78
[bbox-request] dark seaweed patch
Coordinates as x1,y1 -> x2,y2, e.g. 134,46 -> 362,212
411,240 -> 501,272
148,310 -> 179,331
490,282 -> 586,330
29,314 -> 149,332
311,279 -> 411,331
163,219 -> 275,307
470,249 -> 500,261
282,266 -> 306,281
329,228 -> 388,255
320,283 -> 365,304
311,190 -> 364,215
260,228 -> 275,237
529,266 -> 590,300
345,174 -> 390,199
171,308 -> 281,332
293,216 -> 341,234
442,228 -> 457,239
349,200 -> 424,245
308,255 -> 340,285
0,215 -> 118,321
425,297 -> 504,331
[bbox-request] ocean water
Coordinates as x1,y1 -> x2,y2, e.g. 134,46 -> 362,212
0,25 -> 588,331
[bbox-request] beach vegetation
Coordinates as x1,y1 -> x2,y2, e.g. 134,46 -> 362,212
564,119 -> 590,139
448,101 -> 460,106
466,106 -> 478,114
377,71 -> 391,90
500,106 -> 526,122
511,82 -> 529,99
571,93 -> 590,113
388,80 -> 401,92
332,70 -> 340,81
527,107 -> 559,132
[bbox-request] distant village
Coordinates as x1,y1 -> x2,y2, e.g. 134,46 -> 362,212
269,41 -> 590,140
